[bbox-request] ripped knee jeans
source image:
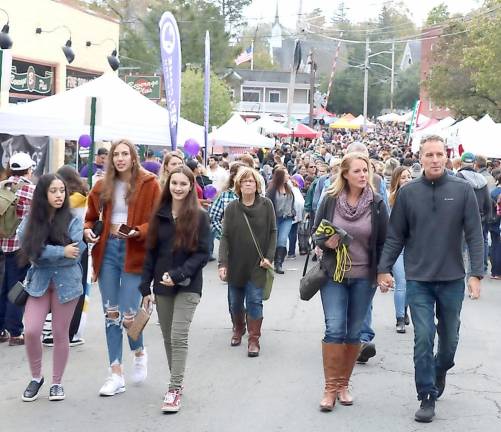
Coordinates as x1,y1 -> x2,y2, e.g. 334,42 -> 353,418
98,237 -> 144,366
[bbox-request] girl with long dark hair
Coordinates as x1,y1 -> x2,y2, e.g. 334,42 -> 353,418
19,174 -> 85,402
84,139 -> 161,396
266,166 -> 295,274
140,166 -> 210,413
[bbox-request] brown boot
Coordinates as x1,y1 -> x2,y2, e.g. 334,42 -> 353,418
320,342 -> 344,411
230,313 -> 246,346
247,317 -> 262,357
337,343 -> 361,406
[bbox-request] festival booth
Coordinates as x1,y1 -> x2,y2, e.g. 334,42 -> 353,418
0,73 -> 204,148
209,113 -> 274,154
445,117 -> 501,158
250,114 -> 292,136
283,123 -> 321,139
329,118 -> 360,130
350,115 -> 376,129
411,116 -> 456,152
377,112 -> 405,123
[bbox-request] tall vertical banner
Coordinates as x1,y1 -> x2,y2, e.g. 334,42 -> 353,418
406,99 -> 421,146
159,12 -> 181,150
204,31 -> 211,166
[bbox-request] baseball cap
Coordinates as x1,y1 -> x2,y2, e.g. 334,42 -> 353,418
9,152 -> 36,171
461,152 -> 475,164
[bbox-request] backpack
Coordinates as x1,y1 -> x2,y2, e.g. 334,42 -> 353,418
0,180 -> 24,238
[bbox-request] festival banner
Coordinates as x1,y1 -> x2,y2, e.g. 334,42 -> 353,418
159,12 -> 181,150
204,31 -> 211,165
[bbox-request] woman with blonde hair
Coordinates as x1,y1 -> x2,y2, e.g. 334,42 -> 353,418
218,167 -> 276,357
159,151 -> 184,188
84,139 -> 161,396
313,152 -> 388,411
388,166 -> 412,333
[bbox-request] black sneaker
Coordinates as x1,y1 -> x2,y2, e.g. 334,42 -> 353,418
436,372 -> 446,399
357,342 -> 376,363
42,336 -> 54,347
69,337 -> 85,347
396,317 -> 406,334
49,384 -> 65,401
22,377 -> 44,402
414,395 -> 436,423
404,310 -> 410,326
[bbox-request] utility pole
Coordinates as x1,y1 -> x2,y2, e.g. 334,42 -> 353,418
308,49 -> 316,128
390,40 -> 395,111
250,39 -> 254,70
363,35 -> 369,133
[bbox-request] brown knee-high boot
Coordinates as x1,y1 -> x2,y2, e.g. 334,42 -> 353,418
247,317 -> 262,357
230,312 -> 246,346
337,343 -> 361,405
320,342 -> 344,411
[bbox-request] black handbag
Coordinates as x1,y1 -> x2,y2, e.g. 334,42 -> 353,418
299,251 -> 328,301
8,281 -> 29,307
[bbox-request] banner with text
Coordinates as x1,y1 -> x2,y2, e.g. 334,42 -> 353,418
125,75 -> 161,100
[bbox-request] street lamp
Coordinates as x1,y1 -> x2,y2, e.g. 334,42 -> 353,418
36,25 -> 75,64
0,8 -> 13,49
86,39 -> 120,71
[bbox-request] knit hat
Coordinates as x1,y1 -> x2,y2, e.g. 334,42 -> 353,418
461,152 -> 475,164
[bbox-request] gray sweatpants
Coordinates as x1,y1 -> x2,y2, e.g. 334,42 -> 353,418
156,292 -> 200,390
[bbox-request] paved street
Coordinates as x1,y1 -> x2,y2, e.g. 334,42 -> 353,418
1,254 -> 501,432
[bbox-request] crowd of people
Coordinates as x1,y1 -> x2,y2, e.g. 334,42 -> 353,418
0,120 -> 498,422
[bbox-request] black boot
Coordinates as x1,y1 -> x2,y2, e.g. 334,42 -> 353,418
274,247 -> 286,274
414,395 -> 436,423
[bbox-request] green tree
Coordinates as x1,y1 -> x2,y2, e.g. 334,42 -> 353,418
425,3 -> 450,26
210,0 -> 252,36
426,2 -> 501,121
181,69 -> 233,126
394,62 -> 420,109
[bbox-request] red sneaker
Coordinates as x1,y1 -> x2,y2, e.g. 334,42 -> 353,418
161,389 -> 181,413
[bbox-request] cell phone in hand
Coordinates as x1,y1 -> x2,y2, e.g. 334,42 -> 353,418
118,224 -> 132,236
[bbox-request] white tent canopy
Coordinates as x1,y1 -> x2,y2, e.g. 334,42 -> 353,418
351,114 -> 375,128
209,114 -> 274,148
478,114 -> 495,126
411,116 -> 456,152
0,73 -> 203,148
249,114 -> 291,135
377,112 -> 404,123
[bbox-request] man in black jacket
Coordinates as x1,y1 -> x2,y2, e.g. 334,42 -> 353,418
377,135 -> 483,424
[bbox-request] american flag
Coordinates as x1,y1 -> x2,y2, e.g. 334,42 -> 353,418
235,46 -> 253,65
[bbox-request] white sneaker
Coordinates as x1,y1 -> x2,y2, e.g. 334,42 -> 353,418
131,349 -> 148,384
99,373 -> 125,396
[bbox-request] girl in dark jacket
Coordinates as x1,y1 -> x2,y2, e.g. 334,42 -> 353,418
140,166 -> 210,414
312,152 -> 388,412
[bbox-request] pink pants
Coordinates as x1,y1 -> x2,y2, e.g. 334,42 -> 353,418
24,287 -> 78,384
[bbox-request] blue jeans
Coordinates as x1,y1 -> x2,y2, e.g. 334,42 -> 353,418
0,251 -> 29,337
288,222 -> 299,256
406,279 -> 464,400
98,238 -> 143,366
320,278 -> 376,344
360,303 -> 375,343
393,254 -> 407,319
276,217 -> 293,248
228,281 -> 263,320
490,225 -> 501,276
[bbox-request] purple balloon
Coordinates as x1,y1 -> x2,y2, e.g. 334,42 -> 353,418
78,134 -> 92,148
184,138 -> 200,157
203,184 -> 217,200
292,174 -> 304,189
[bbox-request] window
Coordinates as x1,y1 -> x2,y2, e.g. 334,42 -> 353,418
242,88 -> 260,102
269,91 -> 280,103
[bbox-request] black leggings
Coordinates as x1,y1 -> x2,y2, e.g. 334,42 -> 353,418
68,247 -> 88,340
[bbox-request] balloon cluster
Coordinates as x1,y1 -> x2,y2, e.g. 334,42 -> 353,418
78,134 -> 92,148
184,138 -> 200,157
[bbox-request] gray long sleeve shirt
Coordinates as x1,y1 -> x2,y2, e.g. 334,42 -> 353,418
378,172 -> 484,281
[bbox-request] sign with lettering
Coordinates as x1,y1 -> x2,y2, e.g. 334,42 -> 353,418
66,68 -> 101,90
10,60 -> 54,96
125,75 -> 161,100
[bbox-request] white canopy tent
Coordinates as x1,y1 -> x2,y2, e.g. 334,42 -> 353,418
446,117 -> 501,158
0,73 -> 203,148
249,114 -> 291,135
411,116 -> 456,152
377,112 -> 404,123
209,113 -> 275,148
350,114 -> 375,128
478,114 -> 496,127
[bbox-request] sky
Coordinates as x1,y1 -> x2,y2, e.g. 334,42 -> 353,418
243,0 -> 482,28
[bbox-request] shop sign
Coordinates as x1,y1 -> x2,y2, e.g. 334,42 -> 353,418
10,61 -> 53,95
66,68 -> 101,90
125,75 -> 161,100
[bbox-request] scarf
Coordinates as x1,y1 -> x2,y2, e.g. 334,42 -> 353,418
336,186 -> 373,221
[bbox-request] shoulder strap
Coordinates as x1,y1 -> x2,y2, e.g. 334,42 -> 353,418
242,212 -> 264,260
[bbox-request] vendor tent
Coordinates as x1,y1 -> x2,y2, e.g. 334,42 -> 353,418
411,116 -> 456,152
377,112 -> 404,123
287,123 -> 320,139
250,114 -> 291,135
478,114 -> 495,126
330,118 -> 360,129
0,73 -> 203,148
209,113 -> 274,148
350,115 -> 375,128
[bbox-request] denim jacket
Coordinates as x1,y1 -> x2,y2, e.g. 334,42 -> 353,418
18,217 -> 85,304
